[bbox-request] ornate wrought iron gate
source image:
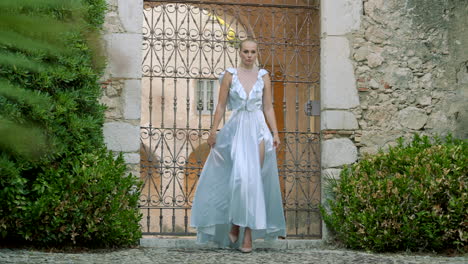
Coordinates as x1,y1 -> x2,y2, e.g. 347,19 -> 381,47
140,0 -> 321,238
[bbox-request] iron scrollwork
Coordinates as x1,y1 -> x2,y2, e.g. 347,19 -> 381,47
140,0 -> 321,238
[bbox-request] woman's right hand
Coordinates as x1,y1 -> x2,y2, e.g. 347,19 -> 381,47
207,131 -> 217,148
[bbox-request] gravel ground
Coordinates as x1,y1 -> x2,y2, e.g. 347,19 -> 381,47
0,247 -> 466,264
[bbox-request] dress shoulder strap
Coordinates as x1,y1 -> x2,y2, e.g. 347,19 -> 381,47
258,68 -> 269,78
218,67 -> 237,83
225,67 -> 237,75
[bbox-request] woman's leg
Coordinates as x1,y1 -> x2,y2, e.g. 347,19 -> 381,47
239,140 -> 264,249
229,141 -> 264,243
230,138 -> 266,249
230,224 -> 240,237
259,139 -> 265,168
242,227 -> 252,249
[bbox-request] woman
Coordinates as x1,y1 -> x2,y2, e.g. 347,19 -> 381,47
190,39 -> 286,253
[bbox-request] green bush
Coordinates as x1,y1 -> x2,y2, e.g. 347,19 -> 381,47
0,0 -> 142,247
1,150 -> 142,247
21,150 -> 141,247
321,134 -> 467,252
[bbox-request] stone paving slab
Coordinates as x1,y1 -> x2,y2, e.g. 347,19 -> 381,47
140,238 -> 323,249
0,247 -> 466,264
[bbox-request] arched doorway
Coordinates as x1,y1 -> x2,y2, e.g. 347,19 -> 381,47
139,0 -> 321,238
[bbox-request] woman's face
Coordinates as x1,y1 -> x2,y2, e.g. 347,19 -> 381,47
239,41 -> 257,67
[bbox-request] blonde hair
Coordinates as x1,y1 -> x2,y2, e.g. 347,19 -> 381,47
239,38 -> 257,50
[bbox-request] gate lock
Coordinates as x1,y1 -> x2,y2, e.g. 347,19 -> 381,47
304,100 -> 320,116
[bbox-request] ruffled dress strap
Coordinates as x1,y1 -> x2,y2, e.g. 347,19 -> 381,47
218,67 -> 237,84
218,68 -> 237,111
258,68 -> 269,78
254,69 -> 269,92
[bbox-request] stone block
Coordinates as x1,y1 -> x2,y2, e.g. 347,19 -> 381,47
363,0 -> 385,23
106,85 -> 119,97
123,153 -> 140,164
426,111 -> 450,129
456,61 -> 468,84
287,240 -> 323,249
361,130 -> 402,148
321,110 -> 358,130
100,95 -> 120,109
408,57 -> 423,70
360,146 -> 378,155
364,105 -> 397,127
139,238 -> 322,249
104,11 -> 125,33
106,0 -> 118,6
322,168 -> 342,180
369,79 -> 380,89
366,53 -> 384,68
384,65 -> 413,88
118,0 -> 143,33
321,37 -> 360,109
364,26 -> 389,44
420,73 -> 433,89
416,94 -> 432,106
354,45 -> 370,61
322,138 -> 357,168
104,33 -> 142,78
175,239 -> 215,249
105,108 -> 123,119
321,0 -> 362,35
256,240 -> 288,250
139,238 -> 178,248
123,79 -> 141,120
103,122 -> 140,152
398,107 -> 428,130
125,164 -> 140,178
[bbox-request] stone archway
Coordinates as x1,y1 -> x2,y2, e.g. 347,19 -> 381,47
101,0 -> 364,241
138,0 -> 322,238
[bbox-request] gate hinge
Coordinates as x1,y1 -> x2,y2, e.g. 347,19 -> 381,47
305,100 -> 320,116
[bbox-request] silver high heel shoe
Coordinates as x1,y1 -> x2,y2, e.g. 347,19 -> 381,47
239,247 -> 252,253
239,233 -> 253,253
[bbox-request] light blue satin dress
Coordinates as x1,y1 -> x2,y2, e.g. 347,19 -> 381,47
190,68 -> 286,248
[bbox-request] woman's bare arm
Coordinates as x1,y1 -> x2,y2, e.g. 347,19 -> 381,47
207,72 -> 232,147
262,74 -> 280,148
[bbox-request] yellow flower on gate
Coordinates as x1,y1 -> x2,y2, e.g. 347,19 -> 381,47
207,12 -> 239,46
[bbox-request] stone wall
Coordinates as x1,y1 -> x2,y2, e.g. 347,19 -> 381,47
447,0 -> 468,138
319,0 -> 467,241
101,0 -> 143,176
350,0 -> 468,155
320,0 -> 363,241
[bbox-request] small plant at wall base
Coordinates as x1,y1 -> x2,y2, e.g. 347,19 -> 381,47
320,134 -> 467,253
0,0 -> 142,247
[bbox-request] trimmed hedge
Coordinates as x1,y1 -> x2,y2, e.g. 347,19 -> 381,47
321,134 -> 467,252
0,0 -> 142,247
21,150 -> 141,246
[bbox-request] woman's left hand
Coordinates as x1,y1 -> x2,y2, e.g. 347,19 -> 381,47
273,134 -> 280,149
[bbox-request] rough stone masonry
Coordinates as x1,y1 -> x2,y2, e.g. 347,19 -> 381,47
349,0 -> 467,155
100,0 -> 143,177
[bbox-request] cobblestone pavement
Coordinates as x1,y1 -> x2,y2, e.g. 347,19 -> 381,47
0,247 -> 466,264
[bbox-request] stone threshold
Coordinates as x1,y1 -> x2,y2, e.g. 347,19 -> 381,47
140,237 -> 323,249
